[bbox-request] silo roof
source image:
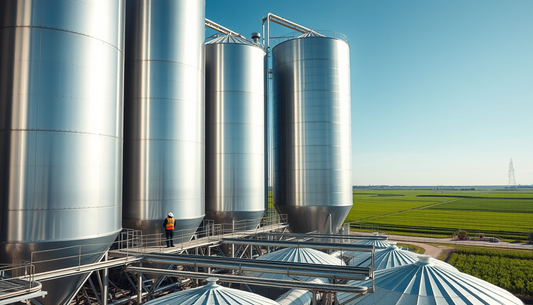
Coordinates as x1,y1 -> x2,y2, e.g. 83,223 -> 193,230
244,247 -> 344,281
144,277 -> 280,305
337,255 -> 523,305
351,239 -> 390,249
206,34 -> 257,46
348,242 -> 457,271
297,31 -> 325,38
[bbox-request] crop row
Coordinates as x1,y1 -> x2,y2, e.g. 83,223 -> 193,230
448,248 -> 533,296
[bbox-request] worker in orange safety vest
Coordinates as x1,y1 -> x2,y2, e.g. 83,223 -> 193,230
163,212 -> 175,247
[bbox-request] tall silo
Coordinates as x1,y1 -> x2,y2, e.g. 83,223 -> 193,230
272,33 -> 352,233
205,35 -> 266,227
122,0 -> 206,238
0,1 -> 125,304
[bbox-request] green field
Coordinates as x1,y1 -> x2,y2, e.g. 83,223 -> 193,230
447,248 -> 533,297
348,189 -> 533,241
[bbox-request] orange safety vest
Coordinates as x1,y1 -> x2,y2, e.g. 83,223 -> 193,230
165,217 -> 175,230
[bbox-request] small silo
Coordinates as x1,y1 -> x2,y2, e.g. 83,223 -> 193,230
347,242 -> 457,271
244,247 -> 343,299
272,32 -> 352,233
143,277 -> 280,305
337,255 -> 524,305
122,0 -> 206,238
351,238 -> 390,249
205,34 -> 266,227
0,1 -> 125,304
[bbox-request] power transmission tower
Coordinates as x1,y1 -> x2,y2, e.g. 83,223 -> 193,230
508,159 -> 517,189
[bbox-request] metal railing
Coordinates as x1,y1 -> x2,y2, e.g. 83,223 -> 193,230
0,263 -> 37,299
24,213 -> 289,275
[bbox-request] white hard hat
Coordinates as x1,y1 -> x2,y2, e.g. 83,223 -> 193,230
168,212 -> 174,218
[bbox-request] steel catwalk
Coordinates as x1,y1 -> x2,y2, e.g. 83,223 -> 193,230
122,0 -> 206,237
205,35 -> 266,227
0,1 -> 125,304
272,36 -> 352,233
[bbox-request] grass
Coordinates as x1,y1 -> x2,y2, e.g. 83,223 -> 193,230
348,189 -> 533,241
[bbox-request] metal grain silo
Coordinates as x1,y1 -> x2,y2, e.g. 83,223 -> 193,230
0,1 -> 125,304
272,33 -> 352,233
122,0 -> 206,237
205,35 -> 265,227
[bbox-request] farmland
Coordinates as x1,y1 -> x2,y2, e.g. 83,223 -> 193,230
447,248 -> 533,297
347,189 -> 533,241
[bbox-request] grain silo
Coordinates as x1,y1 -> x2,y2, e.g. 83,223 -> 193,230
205,34 -> 266,228
122,0 -> 206,238
272,32 -> 352,233
0,1 -> 125,304
337,255 -> 524,305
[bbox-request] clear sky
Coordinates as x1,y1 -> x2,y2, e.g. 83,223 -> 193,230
206,0 -> 533,186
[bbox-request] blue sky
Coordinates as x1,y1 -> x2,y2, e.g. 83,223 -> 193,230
206,0 -> 533,186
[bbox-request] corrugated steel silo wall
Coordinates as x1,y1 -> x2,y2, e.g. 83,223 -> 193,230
0,1 -> 125,304
272,37 -> 352,233
205,42 -> 265,227
122,0 -> 205,236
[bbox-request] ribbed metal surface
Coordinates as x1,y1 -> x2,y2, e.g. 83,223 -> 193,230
0,1 -> 125,304
205,35 -> 266,226
244,247 -> 344,282
348,242 -> 457,271
272,36 -> 352,233
144,277 -> 280,305
122,0 -> 205,235
351,239 -> 390,249
338,256 -> 523,305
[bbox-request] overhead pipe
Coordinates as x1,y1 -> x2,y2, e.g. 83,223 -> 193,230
126,267 -> 369,294
205,18 -> 247,39
145,253 -> 370,275
256,232 -> 388,241
143,254 -> 370,280
222,238 -> 375,252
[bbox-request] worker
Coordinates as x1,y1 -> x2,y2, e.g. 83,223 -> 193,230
163,212 -> 175,247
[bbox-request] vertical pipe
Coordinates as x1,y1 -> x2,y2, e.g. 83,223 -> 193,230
137,263 -> 143,304
207,247 -> 211,273
250,244 -> 253,258
265,15 -> 272,226
102,252 -> 109,305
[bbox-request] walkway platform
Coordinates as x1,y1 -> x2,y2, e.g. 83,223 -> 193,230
110,222 -> 289,257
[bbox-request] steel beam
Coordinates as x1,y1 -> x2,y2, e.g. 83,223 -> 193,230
126,267 -> 368,294
143,253 -> 370,280
222,238 -> 375,252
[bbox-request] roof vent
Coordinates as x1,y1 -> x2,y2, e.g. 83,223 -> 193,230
251,32 -> 261,43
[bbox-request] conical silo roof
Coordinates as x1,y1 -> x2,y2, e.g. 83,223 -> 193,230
337,255 -> 523,305
351,238 -> 390,249
144,277 -> 280,305
206,34 -> 257,46
244,247 -> 344,281
297,31 -> 325,38
348,242 -> 457,271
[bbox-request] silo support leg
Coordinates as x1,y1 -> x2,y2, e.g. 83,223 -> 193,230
102,252 -> 109,305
